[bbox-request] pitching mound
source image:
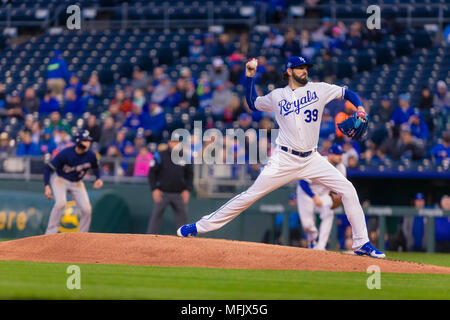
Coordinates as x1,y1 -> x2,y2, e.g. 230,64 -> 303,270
0,233 -> 449,274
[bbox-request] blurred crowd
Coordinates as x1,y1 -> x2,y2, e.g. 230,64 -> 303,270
0,17 -> 449,179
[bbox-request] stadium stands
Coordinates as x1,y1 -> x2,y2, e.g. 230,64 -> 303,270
0,1 -> 449,180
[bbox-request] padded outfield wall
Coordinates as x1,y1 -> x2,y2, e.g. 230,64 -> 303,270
0,179 -> 448,253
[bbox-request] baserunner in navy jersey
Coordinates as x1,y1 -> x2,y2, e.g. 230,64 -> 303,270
43,129 -> 103,234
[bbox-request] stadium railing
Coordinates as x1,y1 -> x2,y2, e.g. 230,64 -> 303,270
0,156 -> 448,194
273,205 -> 450,253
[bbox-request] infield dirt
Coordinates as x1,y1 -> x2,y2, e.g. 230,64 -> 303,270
0,233 -> 449,274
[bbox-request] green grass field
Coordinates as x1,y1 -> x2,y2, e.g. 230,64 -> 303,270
0,252 -> 449,300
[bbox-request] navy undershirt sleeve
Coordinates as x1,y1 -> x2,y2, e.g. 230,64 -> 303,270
44,151 -> 63,186
344,88 -> 363,108
43,164 -> 52,186
299,180 -> 315,198
91,154 -> 101,180
245,76 -> 258,112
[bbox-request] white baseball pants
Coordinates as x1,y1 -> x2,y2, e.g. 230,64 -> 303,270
45,174 -> 92,234
296,186 -> 334,250
196,147 -> 369,250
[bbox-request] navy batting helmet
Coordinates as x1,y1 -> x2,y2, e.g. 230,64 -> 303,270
75,130 -> 92,149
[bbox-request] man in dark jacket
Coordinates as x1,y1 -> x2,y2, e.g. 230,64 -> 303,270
23,87 -> 41,114
381,124 -> 424,161
371,95 -> 394,124
147,137 -> 193,234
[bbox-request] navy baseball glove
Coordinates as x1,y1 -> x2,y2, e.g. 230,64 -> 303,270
337,111 -> 369,140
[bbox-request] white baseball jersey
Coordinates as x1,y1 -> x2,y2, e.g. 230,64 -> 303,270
255,82 -> 346,152
303,156 -> 347,196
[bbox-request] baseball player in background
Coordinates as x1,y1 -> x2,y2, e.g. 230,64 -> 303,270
43,129 -> 103,234
178,56 -> 385,258
297,143 -> 345,250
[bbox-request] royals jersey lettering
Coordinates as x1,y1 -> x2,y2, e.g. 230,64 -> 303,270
255,82 -> 345,152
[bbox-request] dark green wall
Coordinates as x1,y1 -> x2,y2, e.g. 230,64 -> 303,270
1,176 -> 448,243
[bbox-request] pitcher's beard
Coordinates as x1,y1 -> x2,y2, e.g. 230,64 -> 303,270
293,73 -> 308,85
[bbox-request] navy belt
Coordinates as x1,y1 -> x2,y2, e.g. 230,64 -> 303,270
280,146 -> 315,158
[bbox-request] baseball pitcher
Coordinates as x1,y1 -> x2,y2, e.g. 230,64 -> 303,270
43,129 -> 103,234
297,143 -> 345,250
178,56 -> 385,258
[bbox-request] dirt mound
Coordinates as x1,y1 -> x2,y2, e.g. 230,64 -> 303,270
0,233 -> 448,274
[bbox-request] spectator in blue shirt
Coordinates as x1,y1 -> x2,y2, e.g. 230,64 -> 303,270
390,93 -> 415,127
39,128 -> 56,155
63,88 -> 85,115
408,111 -> 429,141
143,103 -> 166,143
46,50 -> 70,103
16,131 -> 41,156
202,32 -> 217,58
161,85 -> 182,109
121,140 -> 137,175
198,82 -> 213,109
262,28 -> 285,50
124,104 -> 145,132
66,75 -> 83,97
345,23 -> 363,50
431,131 -> 450,165
189,34 -> 204,61
328,27 -> 344,52
111,129 -> 129,152
81,72 -> 102,104
39,91 -> 60,115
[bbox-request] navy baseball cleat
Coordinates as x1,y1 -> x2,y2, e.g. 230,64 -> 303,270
354,242 -> 386,259
177,223 -> 198,237
307,239 -> 317,249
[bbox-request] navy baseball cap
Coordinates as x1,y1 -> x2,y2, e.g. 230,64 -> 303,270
289,192 -> 296,201
399,93 -> 410,101
328,144 -> 344,155
76,129 -> 92,142
285,56 -> 313,71
415,193 -> 424,200
239,113 -> 250,121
